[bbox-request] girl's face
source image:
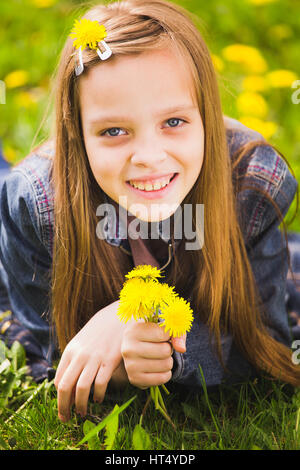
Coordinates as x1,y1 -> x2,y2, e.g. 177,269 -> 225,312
79,46 -> 204,222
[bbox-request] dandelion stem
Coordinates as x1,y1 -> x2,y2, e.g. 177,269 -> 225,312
154,386 -> 159,410
157,386 -> 167,413
141,394 -> 152,424
156,402 -> 177,431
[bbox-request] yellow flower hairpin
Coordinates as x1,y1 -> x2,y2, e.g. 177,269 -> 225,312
69,18 -> 112,76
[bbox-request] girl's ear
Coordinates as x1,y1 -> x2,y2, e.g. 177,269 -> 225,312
171,334 -> 186,353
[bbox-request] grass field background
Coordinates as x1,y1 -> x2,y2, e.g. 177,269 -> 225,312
1,0 -> 300,451
1,0 -> 299,228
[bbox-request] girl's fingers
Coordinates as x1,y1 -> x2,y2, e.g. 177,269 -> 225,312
70,386 -> 76,408
54,352 -> 71,390
93,363 -> 115,404
128,321 -> 171,343
56,361 -> 84,422
124,356 -> 173,389
75,362 -> 100,416
124,338 -> 173,360
135,370 -> 172,389
171,334 -> 186,353
127,356 -> 173,374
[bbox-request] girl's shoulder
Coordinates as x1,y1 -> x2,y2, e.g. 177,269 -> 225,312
224,116 -> 298,245
224,115 -> 265,155
10,139 -> 55,211
2,140 -> 55,256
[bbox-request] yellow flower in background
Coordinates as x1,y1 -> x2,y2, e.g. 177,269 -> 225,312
14,91 -> 37,109
5,70 -> 29,89
14,87 -> 46,109
211,54 -> 224,72
240,116 -> 278,140
268,24 -> 293,40
159,297 -> 194,338
247,0 -> 278,4
69,19 -> 107,50
3,146 -> 17,164
266,69 -> 298,88
222,44 -> 268,74
242,75 -> 268,93
237,92 -> 268,119
125,264 -> 162,282
30,0 -> 57,7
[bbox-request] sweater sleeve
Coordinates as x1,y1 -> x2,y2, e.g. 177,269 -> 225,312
0,168 -> 54,358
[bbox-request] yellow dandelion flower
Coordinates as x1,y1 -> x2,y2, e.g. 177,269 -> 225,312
222,44 -> 268,74
239,116 -> 278,140
147,281 -> 178,311
159,296 -> 194,338
30,0 -> 57,7
236,91 -> 268,119
5,70 -> 29,89
211,54 -> 224,73
125,264 -> 163,282
247,0 -> 278,5
69,19 -> 107,50
118,278 -> 154,322
268,24 -> 292,41
242,75 -> 268,93
3,145 -> 18,164
14,91 -> 37,109
266,69 -> 298,88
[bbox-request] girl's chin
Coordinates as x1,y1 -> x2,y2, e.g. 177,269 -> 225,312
127,203 -> 179,222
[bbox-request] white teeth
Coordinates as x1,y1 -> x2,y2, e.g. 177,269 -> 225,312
129,176 -> 173,191
153,181 -> 163,190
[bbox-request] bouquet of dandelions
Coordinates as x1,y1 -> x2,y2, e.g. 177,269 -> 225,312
117,264 -> 194,429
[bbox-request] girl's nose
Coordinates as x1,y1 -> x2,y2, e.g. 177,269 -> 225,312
131,152 -> 167,167
130,135 -> 167,167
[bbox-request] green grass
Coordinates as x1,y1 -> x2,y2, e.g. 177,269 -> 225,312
1,340 -> 300,451
2,372 -> 300,450
1,0 -> 300,451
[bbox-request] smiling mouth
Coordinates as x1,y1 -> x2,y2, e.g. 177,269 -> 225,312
126,173 -> 178,192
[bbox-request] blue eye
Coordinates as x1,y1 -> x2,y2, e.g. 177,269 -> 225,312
102,127 -> 125,137
100,118 -> 185,138
166,118 -> 184,127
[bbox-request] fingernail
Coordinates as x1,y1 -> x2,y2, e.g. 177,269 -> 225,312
58,413 -> 68,423
94,397 -> 103,404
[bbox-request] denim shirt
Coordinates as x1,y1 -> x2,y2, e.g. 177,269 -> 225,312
0,116 -> 298,387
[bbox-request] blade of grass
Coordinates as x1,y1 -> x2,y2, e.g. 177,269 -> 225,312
75,395 -> 136,447
198,365 -> 223,448
4,380 -> 47,424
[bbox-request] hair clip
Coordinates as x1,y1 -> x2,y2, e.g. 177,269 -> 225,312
69,19 -> 112,76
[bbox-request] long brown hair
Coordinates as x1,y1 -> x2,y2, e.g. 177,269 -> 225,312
49,0 -> 300,385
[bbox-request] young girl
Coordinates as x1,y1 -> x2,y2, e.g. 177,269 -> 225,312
0,0 -> 300,423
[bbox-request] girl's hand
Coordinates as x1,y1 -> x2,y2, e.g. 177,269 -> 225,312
121,322 -> 186,389
54,300 -> 131,422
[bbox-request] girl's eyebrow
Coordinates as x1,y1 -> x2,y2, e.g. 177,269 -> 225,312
88,104 -> 198,127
